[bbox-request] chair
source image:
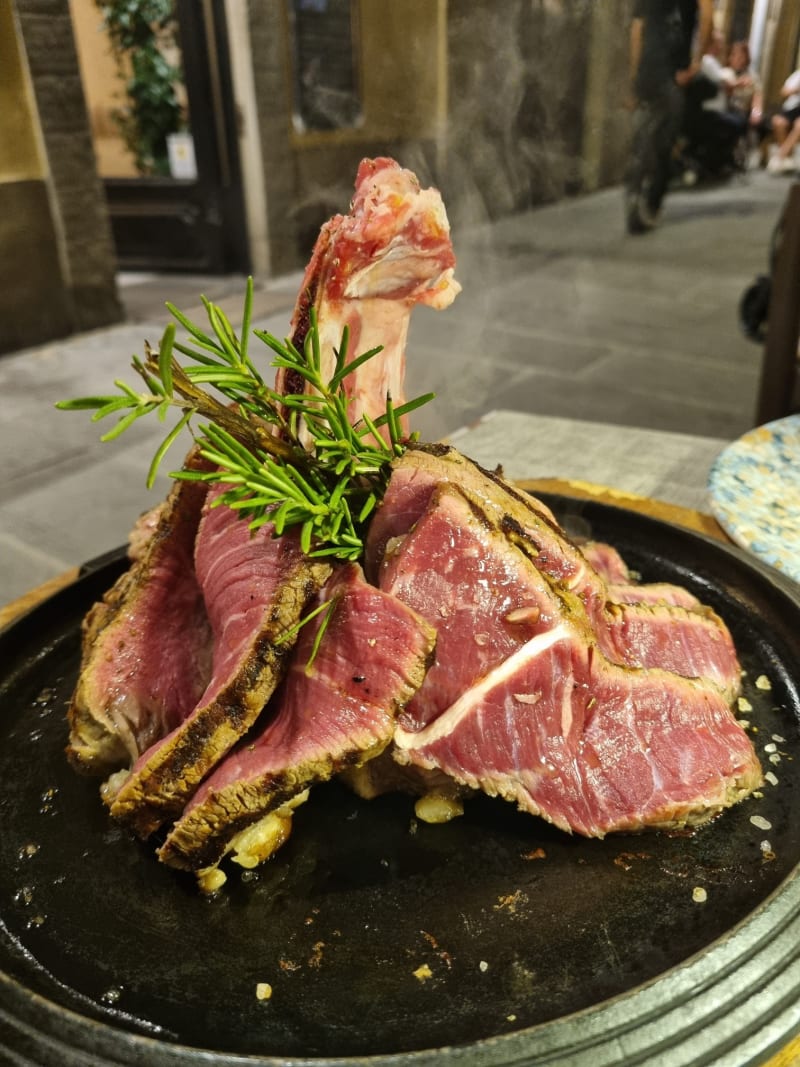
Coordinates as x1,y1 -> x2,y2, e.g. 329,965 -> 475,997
755,181 -> 800,425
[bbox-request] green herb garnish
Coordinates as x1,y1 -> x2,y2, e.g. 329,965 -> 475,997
56,277 -> 434,561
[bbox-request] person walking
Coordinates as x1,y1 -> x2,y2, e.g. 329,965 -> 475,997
625,0 -> 713,234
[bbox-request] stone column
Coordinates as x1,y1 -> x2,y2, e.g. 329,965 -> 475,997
11,0 -> 122,345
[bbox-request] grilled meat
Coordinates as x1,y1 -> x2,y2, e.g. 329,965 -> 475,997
159,563 -> 435,871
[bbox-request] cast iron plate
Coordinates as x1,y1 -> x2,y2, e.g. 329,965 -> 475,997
1,497 -> 800,1066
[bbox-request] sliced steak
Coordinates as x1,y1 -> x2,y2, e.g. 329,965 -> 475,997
109,485 -> 332,838
380,486 -> 555,730
368,445 -> 740,700
364,444 -> 560,582
127,501 -> 166,562
605,580 -> 702,609
393,622 -> 761,837
582,539 -> 703,610
381,487 -> 761,835
159,563 -> 436,871
580,541 -> 632,584
67,467 -> 212,775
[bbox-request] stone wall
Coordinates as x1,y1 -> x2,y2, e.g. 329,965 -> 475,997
244,0 -> 634,270
1,0 -> 121,355
440,0 -> 631,228
246,0 -> 300,271
246,0 -> 445,270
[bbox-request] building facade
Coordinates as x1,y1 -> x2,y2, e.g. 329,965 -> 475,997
3,0 -> 797,353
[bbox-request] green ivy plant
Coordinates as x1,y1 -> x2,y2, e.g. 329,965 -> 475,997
97,0 -> 183,176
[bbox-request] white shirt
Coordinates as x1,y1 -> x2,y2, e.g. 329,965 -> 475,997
783,70 -> 800,111
700,54 -> 733,112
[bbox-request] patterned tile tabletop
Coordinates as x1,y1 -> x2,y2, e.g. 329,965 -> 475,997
708,414 -> 800,585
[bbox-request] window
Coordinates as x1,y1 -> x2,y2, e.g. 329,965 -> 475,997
287,0 -> 362,132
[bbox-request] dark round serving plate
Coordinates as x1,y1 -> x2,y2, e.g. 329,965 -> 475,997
1,496 -> 800,1066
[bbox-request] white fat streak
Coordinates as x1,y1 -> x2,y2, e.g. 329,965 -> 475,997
394,624 -> 571,751
561,677 -> 573,738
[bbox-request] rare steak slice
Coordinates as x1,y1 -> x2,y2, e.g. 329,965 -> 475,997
380,485 -> 555,729
159,563 -> 436,872
67,466 -> 212,775
364,444 -> 558,581
393,623 -> 761,837
580,541 -> 632,584
368,445 -> 741,700
109,485 -> 332,838
581,539 -> 703,610
276,157 -> 460,442
382,487 -> 761,835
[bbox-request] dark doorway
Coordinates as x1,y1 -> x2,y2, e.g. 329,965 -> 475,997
99,0 -> 249,274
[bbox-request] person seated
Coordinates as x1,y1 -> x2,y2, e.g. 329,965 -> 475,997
682,32 -> 746,178
721,40 -> 762,169
767,68 -> 800,174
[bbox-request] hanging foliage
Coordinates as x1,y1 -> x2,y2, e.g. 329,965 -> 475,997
97,0 -> 184,176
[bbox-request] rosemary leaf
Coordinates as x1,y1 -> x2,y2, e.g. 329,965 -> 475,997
172,336 -> 234,360
166,301 -> 226,355
57,280 -> 437,561
389,392 -> 437,419
101,406 -> 151,442
358,494 -> 379,523
309,307 -> 322,375
303,596 -> 339,674
114,378 -> 144,402
55,395 -> 122,412
274,595 -> 337,648
329,345 -> 384,391
240,275 -> 253,368
90,397 -> 138,421
300,519 -> 313,555
332,324 -> 350,382
132,355 -> 167,398
158,323 -> 176,397
203,298 -> 240,366
146,409 -> 192,488
358,411 -> 389,450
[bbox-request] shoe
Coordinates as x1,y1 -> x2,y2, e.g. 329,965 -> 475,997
782,156 -> 797,174
626,207 -> 647,234
767,154 -> 792,175
626,201 -> 655,234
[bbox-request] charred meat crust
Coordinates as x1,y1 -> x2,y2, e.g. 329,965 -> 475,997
279,233 -> 326,402
390,446 -> 741,700
66,464 -> 210,775
66,572 -> 137,771
382,484 -> 761,836
412,442 -> 560,530
159,562 -> 436,870
109,559 -> 332,839
289,277 -> 320,362
159,745 -> 381,871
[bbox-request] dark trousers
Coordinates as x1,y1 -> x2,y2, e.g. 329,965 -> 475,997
684,108 -> 747,173
626,82 -> 685,215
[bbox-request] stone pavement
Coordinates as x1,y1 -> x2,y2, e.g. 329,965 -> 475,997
0,170 -> 790,605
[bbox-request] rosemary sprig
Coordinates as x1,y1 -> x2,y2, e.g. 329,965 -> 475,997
56,278 -> 434,561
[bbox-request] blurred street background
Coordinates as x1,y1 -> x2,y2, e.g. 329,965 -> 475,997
1,0 -> 798,601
